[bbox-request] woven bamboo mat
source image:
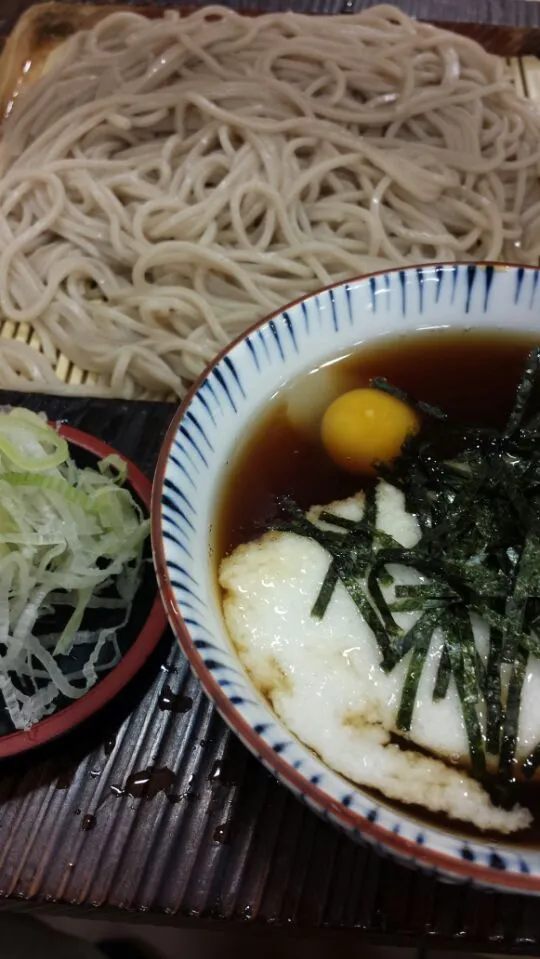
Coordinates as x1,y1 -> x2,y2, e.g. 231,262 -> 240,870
0,8 -> 539,400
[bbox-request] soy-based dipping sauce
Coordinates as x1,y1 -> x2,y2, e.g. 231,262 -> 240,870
216,329 -> 540,842
217,329 -> 540,559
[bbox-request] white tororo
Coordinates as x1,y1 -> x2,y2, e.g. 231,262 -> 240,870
220,481 -> 535,834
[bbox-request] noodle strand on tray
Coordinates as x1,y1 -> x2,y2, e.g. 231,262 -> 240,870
1,4 -> 540,398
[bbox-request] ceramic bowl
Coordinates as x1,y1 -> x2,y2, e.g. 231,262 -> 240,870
152,262 -> 540,894
0,423 -> 168,759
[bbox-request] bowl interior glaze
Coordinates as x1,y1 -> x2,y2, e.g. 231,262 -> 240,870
153,263 -> 540,894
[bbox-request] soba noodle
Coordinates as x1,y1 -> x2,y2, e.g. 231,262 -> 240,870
1,5 -> 539,397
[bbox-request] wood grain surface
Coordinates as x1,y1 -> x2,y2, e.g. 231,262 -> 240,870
1,1 -> 540,941
0,389 -> 535,950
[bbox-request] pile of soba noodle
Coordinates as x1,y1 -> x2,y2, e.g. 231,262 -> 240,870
1,5 -> 540,398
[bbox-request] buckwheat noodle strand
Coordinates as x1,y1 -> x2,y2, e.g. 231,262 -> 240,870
0,4 -> 539,398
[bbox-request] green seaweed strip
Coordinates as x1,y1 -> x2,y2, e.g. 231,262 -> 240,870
458,612 -> 482,705
311,561 -> 338,619
371,377 -> 447,421
386,607 -> 440,669
362,485 -> 377,532
394,584 -> 457,601
433,644 -> 451,701
337,566 -> 394,667
367,564 -> 402,637
475,649 -> 487,696
501,531 -> 539,663
465,599 -> 540,657
485,626 -> 503,756
317,511 -> 361,531
445,614 -> 486,778
499,644 -> 528,780
391,583 -> 458,614
391,597 -> 450,613
502,596 -> 526,663
504,347 -> 540,437
396,617 -> 435,732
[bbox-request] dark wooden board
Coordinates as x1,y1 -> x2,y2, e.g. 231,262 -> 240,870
0,390 -> 535,949
1,0 -> 540,945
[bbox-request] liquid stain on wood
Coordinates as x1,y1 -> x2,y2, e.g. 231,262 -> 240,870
81,814 -> 96,832
213,820 -> 235,844
158,683 -> 193,713
109,765 -> 179,802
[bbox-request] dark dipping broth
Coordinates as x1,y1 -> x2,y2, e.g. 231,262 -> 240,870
216,329 -> 540,843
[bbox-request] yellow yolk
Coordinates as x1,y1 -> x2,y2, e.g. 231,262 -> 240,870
321,388 -> 420,475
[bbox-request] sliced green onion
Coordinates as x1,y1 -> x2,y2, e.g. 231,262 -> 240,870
0,407 -> 149,730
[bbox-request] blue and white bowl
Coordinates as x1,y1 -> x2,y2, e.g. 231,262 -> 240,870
152,262 -> 540,894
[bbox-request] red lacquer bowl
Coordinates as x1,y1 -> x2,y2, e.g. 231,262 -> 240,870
0,422 -> 167,759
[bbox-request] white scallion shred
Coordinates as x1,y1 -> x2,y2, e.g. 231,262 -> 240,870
0,407 -> 149,730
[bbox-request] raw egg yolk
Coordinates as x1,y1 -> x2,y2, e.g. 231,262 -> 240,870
321,388 -> 419,475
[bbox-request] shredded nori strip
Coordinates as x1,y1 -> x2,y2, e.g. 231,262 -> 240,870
499,645 -> 529,779
311,562 -> 338,619
273,348 -> 540,783
396,611 -> 439,731
485,625 -> 503,756
504,347 -> 540,437
444,611 -> 486,779
433,643 -> 452,701
371,377 -> 447,422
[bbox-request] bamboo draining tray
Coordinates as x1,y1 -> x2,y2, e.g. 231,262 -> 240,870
0,0 -> 539,401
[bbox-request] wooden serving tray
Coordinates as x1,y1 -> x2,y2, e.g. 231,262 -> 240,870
0,388 -> 536,946
1,3 -> 540,941
0,0 -> 539,401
